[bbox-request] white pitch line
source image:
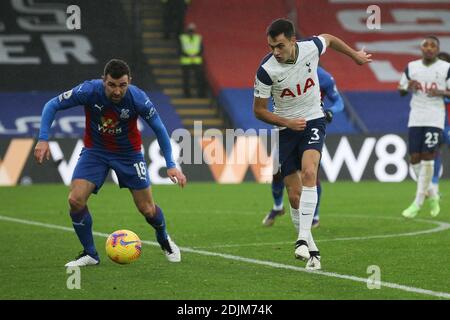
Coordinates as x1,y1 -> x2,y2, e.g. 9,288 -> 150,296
1,214 -> 449,299
192,216 -> 450,249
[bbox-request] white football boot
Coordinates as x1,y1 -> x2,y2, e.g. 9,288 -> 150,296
65,251 -> 100,267
294,240 -> 310,261
161,236 -> 181,262
306,252 -> 321,271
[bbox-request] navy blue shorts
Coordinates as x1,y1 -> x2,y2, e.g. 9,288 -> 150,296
72,148 -> 150,194
278,117 -> 326,178
408,127 -> 443,154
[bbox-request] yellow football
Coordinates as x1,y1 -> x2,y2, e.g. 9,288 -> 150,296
105,230 -> 142,264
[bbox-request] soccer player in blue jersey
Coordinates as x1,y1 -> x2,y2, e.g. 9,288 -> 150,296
262,65 -> 344,229
34,59 -> 187,266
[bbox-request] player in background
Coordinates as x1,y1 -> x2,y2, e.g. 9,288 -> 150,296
398,36 -> 450,218
253,19 -> 371,270
262,66 -> 344,228
34,59 -> 187,266
428,51 -> 450,198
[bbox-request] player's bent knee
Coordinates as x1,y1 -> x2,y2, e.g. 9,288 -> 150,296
137,202 -> 156,218
68,195 -> 86,212
301,169 -> 317,186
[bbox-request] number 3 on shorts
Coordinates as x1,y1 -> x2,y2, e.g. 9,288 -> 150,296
308,128 -> 320,144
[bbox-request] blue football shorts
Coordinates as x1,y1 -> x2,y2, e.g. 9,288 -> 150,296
72,148 -> 150,193
278,117 -> 326,178
408,126 -> 443,155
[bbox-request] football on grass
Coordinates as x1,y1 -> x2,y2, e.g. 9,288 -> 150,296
105,230 -> 142,264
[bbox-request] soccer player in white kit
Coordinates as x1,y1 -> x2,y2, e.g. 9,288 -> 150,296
253,18 -> 371,270
398,36 -> 450,218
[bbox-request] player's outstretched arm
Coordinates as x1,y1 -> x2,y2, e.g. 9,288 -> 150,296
320,34 -> 372,65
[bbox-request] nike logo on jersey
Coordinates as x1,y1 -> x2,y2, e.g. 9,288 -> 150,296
94,104 -> 104,111
301,212 -> 312,216
277,77 -> 287,83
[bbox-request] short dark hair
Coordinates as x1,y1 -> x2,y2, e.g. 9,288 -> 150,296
424,35 -> 440,45
266,18 -> 295,39
438,52 -> 450,63
103,59 -> 131,79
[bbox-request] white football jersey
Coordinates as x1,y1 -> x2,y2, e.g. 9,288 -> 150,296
399,59 -> 450,129
254,36 -> 327,129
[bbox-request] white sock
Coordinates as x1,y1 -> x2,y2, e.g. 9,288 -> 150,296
273,203 -> 284,211
290,206 -> 299,232
428,182 -> 439,198
411,163 -> 421,180
291,206 -> 319,251
415,160 -> 434,207
308,231 -> 319,252
298,186 -> 317,242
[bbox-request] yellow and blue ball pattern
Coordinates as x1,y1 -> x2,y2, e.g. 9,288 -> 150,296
105,230 -> 142,264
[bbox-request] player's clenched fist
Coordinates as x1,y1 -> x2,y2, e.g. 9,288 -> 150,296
286,118 -> 306,131
34,140 -> 51,164
407,80 -> 421,92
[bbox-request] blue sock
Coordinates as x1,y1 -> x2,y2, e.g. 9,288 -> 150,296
314,182 -> 322,221
145,205 -> 168,246
70,207 -> 97,258
272,175 -> 284,209
432,152 -> 441,185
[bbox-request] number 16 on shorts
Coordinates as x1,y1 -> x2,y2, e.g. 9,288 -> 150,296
134,161 -> 147,181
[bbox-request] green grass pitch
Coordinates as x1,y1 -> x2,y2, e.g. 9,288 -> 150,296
0,181 -> 449,299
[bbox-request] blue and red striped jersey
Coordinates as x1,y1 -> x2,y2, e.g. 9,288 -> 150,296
42,79 -> 158,153
39,79 -> 176,168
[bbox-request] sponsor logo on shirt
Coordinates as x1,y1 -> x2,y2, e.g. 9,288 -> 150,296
280,78 -> 316,98
120,109 -> 130,120
98,117 -> 121,135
